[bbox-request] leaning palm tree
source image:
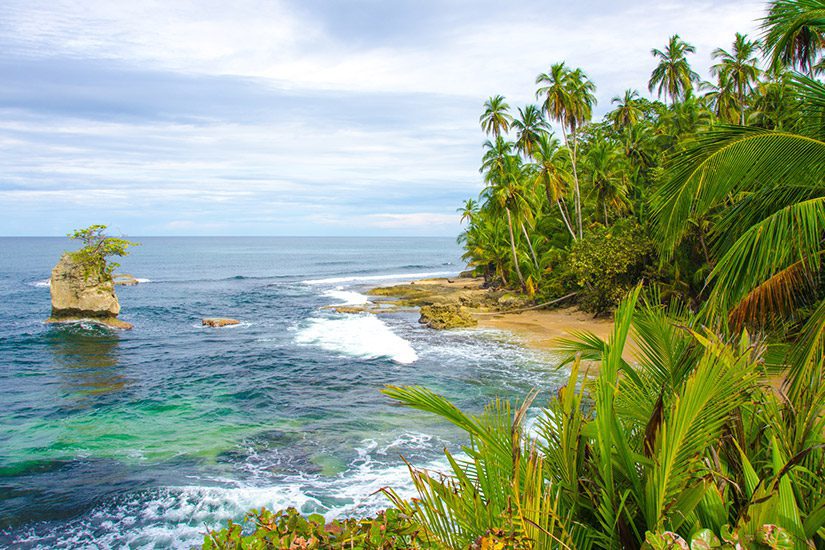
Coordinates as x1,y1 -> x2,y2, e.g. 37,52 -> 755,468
479,95 -> 513,138
649,35 -> 700,105
532,133 -> 576,240
457,198 -> 478,224
711,33 -> 762,124
536,64 -> 596,239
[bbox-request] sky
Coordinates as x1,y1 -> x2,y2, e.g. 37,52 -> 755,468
0,0 -> 765,236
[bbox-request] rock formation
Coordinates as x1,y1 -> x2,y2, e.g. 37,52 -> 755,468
203,318 -> 240,327
418,304 -> 477,330
47,254 -> 133,329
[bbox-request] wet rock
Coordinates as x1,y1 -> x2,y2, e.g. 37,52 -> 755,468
47,254 -> 132,329
113,273 -> 140,286
418,304 -> 477,330
202,318 -> 240,327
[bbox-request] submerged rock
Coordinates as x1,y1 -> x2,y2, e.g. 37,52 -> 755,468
418,304 -> 477,330
203,318 -> 240,327
113,273 -> 140,286
47,254 -> 132,329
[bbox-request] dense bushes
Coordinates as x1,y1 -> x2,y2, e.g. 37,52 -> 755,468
569,220 -> 655,314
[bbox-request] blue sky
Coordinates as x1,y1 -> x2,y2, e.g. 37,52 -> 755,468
0,0 -> 763,236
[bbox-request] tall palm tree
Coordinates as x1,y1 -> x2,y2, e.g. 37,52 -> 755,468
609,89 -> 644,129
711,33 -> 762,125
511,104 -> 549,158
536,63 -> 596,239
531,133 -> 576,240
479,95 -> 513,137
649,35 -> 700,105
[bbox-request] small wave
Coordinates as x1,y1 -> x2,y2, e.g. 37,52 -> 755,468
322,289 -> 368,306
302,271 -> 455,286
28,279 -> 50,288
295,315 -> 418,364
134,278 -> 151,283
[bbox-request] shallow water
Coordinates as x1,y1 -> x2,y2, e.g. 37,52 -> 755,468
0,237 -> 566,548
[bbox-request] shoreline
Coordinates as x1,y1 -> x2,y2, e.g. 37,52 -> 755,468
365,276 -> 617,357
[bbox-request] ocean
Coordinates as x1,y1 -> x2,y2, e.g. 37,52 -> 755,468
0,237 -> 566,548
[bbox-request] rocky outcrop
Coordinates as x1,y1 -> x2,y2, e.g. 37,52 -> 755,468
418,304 -> 477,330
203,318 -> 240,327
47,254 -> 132,329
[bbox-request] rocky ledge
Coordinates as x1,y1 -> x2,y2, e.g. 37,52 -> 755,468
203,318 -> 240,327
47,254 -> 133,329
418,304 -> 477,329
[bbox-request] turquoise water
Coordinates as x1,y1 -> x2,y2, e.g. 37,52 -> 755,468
0,237 -> 564,548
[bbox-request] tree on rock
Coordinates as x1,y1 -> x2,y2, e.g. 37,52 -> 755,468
48,225 -> 138,329
67,224 -> 136,280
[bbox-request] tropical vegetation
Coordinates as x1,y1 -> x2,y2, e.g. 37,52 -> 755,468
206,0 -> 823,547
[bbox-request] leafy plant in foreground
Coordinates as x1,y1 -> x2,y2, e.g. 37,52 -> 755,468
203,507 -> 428,549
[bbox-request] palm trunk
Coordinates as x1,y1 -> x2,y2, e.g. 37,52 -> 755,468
571,128 -> 583,239
505,208 -> 525,289
520,221 -> 539,269
739,82 -> 745,126
604,202 -> 609,226
555,198 -> 576,240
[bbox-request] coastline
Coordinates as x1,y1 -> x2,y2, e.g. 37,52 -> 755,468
365,276 -> 619,357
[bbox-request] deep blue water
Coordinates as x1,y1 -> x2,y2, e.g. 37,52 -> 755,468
0,237 -> 564,548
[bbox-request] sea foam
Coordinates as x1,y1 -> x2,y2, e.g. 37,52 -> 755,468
322,288 -> 368,306
302,271 -> 454,285
295,315 -> 418,364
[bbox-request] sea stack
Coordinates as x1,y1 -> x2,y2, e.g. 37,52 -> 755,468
47,253 -> 133,329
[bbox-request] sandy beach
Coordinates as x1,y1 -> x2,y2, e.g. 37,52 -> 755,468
367,276 -> 624,357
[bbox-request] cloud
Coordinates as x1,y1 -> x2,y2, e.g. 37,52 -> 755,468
0,0 -> 767,235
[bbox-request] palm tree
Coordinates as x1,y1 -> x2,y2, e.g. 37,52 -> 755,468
701,71 -> 740,124
479,95 -> 513,137
609,89 -> 644,129
762,0 -> 825,74
586,140 -> 628,226
649,35 -> 700,105
457,198 -> 478,224
652,74 -> 825,393
536,63 -> 597,239
711,33 -> 762,125
511,104 -> 549,158
531,133 -> 576,240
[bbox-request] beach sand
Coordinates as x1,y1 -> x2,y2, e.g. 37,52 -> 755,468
476,307 -> 615,352
368,277 -> 632,358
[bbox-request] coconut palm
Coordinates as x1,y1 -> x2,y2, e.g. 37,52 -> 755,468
608,89 -> 644,130
532,133 -> 576,240
652,74 -> 825,397
701,71 -> 741,124
586,140 -> 628,226
649,35 -> 700,105
711,33 -> 762,124
762,0 -> 825,74
479,95 -> 513,137
536,64 -> 597,239
457,198 -> 478,224
511,104 -> 549,158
